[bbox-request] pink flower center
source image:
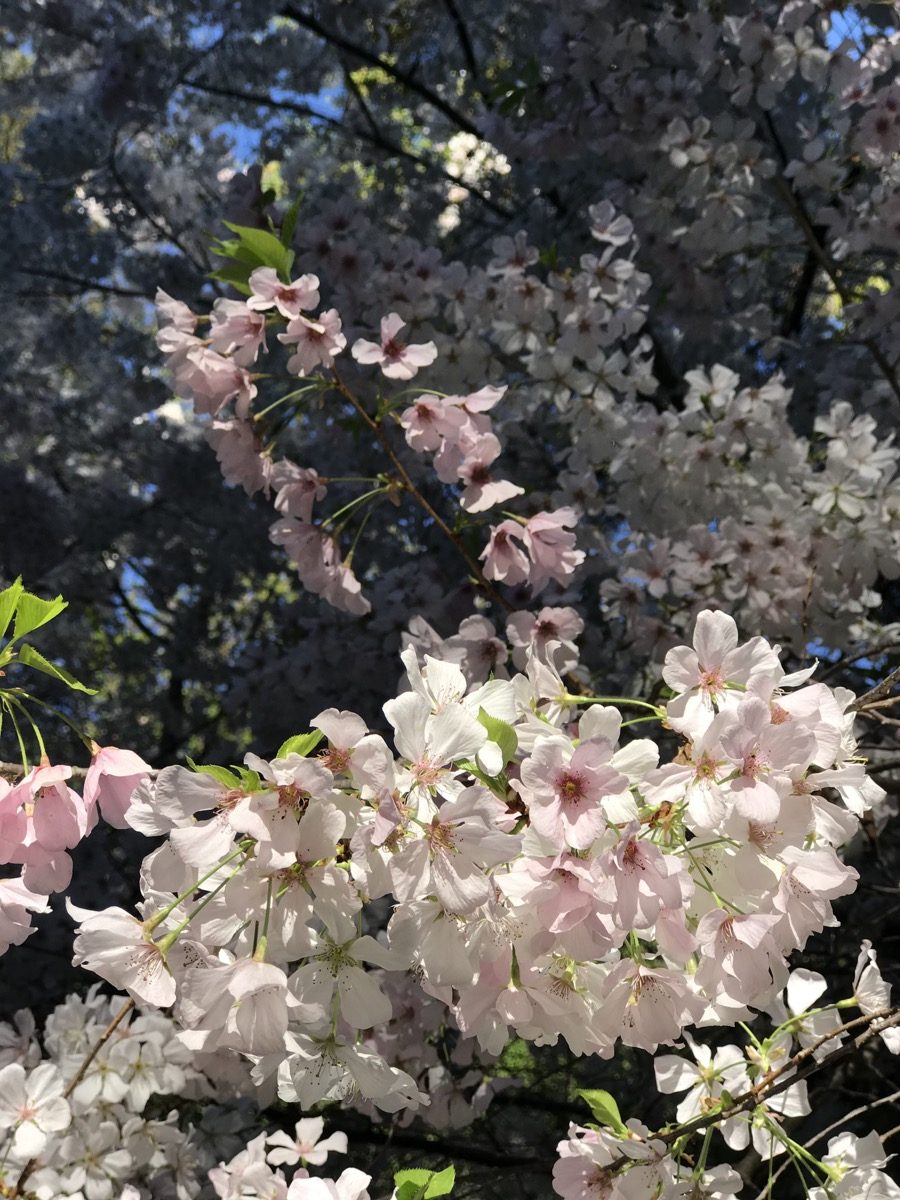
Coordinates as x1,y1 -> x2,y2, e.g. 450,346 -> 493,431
321,747 -> 351,773
278,784 -> 309,811
622,839 -> 645,872
426,819 -> 456,853
412,759 -> 444,787
382,337 -> 405,359
556,770 -> 587,806
699,667 -> 725,696
741,752 -> 763,779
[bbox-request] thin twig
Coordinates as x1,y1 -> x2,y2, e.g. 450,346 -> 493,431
331,369 -> 514,613
851,665 -> 900,712
753,1088 -> 900,1199
607,1007 -> 900,1174
280,5 -> 482,138
12,998 -> 136,1197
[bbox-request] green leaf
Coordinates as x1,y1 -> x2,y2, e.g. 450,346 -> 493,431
234,766 -> 262,791
208,263 -> 254,295
185,759 -> 241,789
11,590 -> 67,642
277,730 -> 324,759
456,758 -> 508,799
477,707 -> 518,767
280,196 -> 301,248
538,242 -> 559,270
576,1089 -> 627,1135
221,222 -> 295,280
15,643 -> 97,694
423,1165 -> 455,1196
0,577 -> 24,642
393,1165 -> 455,1199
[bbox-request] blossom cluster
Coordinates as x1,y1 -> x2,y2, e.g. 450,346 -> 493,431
60,610 -> 884,1121
0,748 -> 151,957
0,985 -> 253,1200
156,187 -> 900,678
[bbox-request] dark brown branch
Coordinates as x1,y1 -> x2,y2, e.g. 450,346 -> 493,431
12,266 -> 151,299
331,369 -> 514,613
752,1087 -> 900,1200
607,1007 -> 900,1175
442,0 -> 480,80
182,78 -> 510,219
851,665 -> 900,711
761,114 -> 900,405
781,247 -> 819,337
280,5 -> 482,138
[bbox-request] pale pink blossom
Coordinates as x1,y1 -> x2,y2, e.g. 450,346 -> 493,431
523,508 -> 585,592
206,419 -> 269,496
351,313 -> 437,380
0,1061 -> 70,1158
663,610 -> 781,734
177,347 -> 258,418
480,520 -> 529,586
179,957 -> 291,1056
272,461 -> 327,522
0,875 -> 49,956
287,1167 -> 371,1200
454,433 -> 524,513
400,394 -> 466,452
506,607 -> 584,671
267,1117 -> 348,1167
516,737 -> 626,849
248,267 -> 320,317
695,910 -> 785,1005
279,309 -> 347,375
209,298 -> 268,365
68,903 -> 176,1007
83,745 -> 153,829
853,941 -> 900,1054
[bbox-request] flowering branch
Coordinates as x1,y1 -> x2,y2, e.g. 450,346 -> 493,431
330,368 -> 515,612
603,1006 -> 900,1177
11,998 -> 136,1198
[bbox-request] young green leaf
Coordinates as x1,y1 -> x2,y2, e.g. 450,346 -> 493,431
276,730 -> 325,759
576,1089 -> 627,1135
0,577 -> 24,642
476,707 -> 518,767
280,196 -> 301,249
15,643 -> 98,694
11,589 -> 67,642
233,766 -> 262,791
208,263 -> 254,295
456,758 -> 508,798
185,759 -> 242,789
220,222 -> 295,280
393,1164 -> 455,1199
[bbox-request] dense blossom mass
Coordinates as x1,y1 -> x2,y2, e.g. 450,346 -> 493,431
3,599 -> 899,1197
4,0 -> 900,1196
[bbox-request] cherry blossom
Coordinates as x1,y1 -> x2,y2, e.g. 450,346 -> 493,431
351,314 -> 437,380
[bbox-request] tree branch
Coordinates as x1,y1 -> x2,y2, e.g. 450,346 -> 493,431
280,5 -> 482,138
607,1007 -> 900,1175
182,78 -> 510,219
12,266 -> 151,299
331,369 -> 514,613
752,1088 -> 900,1200
761,113 -> 900,405
442,0 -> 480,80
850,665 -> 900,711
